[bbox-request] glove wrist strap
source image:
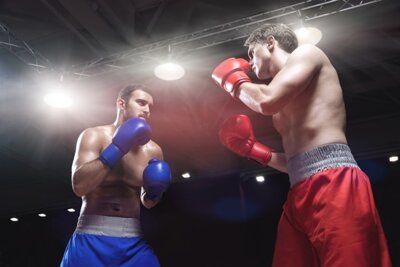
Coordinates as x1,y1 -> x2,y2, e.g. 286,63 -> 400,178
225,72 -> 251,97
99,144 -> 124,169
249,142 -> 272,166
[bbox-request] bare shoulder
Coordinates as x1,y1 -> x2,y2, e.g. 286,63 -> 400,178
78,124 -> 113,146
293,44 -> 324,55
290,44 -> 327,62
146,140 -> 163,159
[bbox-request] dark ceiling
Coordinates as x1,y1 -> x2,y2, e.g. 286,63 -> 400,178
0,0 -> 400,217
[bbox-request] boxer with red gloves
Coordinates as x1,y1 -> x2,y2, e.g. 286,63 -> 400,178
213,23 -> 391,267
61,85 -> 166,267
219,114 -> 271,165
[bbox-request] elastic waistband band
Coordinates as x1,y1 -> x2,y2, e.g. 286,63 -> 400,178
75,215 -> 141,237
287,143 -> 359,187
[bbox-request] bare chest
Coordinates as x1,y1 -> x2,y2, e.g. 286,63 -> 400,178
103,145 -> 154,188
272,110 -> 291,136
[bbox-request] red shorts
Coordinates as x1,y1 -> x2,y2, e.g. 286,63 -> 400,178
273,145 -> 392,267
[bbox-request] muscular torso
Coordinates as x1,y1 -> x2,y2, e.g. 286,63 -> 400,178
80,125 -> 160,219
272,58 -> 347,158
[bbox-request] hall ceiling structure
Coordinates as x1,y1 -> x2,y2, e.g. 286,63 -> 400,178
0,0 -> 399,217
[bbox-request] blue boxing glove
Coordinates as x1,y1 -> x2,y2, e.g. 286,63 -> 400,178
143,159 -> 172,200
99,118 -> 151,169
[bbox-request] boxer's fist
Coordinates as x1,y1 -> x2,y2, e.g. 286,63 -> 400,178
99,118 -> 151,169
219,114 -> 272,166
211,58 -> 252,97
143,159 -> 172,200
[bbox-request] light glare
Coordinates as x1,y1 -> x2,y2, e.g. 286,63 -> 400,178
44,91 -> 73,108
182,172 -> 191,179
295,27 -> 322,45
389,155 -> 398,162
255,175 -> 265,183
154,62 -> 185,81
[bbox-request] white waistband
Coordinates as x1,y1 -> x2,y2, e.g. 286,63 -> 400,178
75,215 -> 142,237
287,143 -> 359,187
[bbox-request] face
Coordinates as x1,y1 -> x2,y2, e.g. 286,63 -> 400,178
248,42 -> 273,80
119,89 -> 154,121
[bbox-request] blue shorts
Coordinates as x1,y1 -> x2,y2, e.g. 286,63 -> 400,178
60,215 -> 160,267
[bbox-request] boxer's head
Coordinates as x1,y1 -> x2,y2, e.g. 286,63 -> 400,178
244,23 -> 298,53
117,84 -> 154,121
244,24 -> 298,80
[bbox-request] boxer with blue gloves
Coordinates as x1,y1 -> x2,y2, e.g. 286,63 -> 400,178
61,84 -> 170,267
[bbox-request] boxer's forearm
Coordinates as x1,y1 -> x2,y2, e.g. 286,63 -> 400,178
268,152 -> 288,173
72,159 -> 110,197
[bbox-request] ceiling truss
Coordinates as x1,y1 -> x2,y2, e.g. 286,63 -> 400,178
0,0 -> 384,79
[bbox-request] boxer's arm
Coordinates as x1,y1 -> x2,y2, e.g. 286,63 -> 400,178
141,187 -> 158,209
236,45 -> 322,115
71,128 -> 110,197
268,152 -> 288,173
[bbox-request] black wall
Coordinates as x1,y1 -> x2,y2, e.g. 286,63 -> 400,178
0,157 -> 399,267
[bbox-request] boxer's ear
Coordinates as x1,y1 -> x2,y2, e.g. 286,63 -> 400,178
117,98 -> 125,110
266,35 -> 275,50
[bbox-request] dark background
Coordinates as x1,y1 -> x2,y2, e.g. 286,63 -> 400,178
1,160 -> 399,267
0,0 -> 399,266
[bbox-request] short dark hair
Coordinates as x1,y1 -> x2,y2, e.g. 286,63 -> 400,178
244,23 -> 298,53
117,84 -> 150,102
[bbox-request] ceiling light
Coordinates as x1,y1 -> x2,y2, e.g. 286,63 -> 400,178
295,27 -> 322,45
43,91 -> 73,108
255,175 -> 265,183
38,213 -> 47,218
154,62 -> 185,81
182,172 -> 191,179
67,208 -> 76,213
389,155 -> 398,162
10,217 -> 19,222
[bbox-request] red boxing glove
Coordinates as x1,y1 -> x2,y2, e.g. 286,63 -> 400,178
219,114 -> 272,166
211,58 -> 252,97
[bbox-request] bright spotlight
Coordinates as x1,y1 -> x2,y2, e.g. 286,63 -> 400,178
10,217 -> 19,222
154,62 -> 185,81
182,172 -> 191,179
38,213 -> 47,218
295,27 -> 322,45
255,175 -> 265,183
389,155 -> 398,162
43,91 -> 73,108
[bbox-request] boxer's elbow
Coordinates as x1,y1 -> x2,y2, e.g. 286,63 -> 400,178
71,175 -> 87,197
72,182 -> 85,197
258,98 -> 281,115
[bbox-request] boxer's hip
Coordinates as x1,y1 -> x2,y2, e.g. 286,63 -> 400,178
287,143 -> 359,187
75,214 -> 141,237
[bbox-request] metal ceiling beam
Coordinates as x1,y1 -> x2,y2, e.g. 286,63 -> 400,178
145,0 -> 167,38
96,0 -> 137,45
68,0 -> 384,78
57,0 -> 124,51
0,0 -> 384,78
40,0 -> 103,55
0,20 -> 54,73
